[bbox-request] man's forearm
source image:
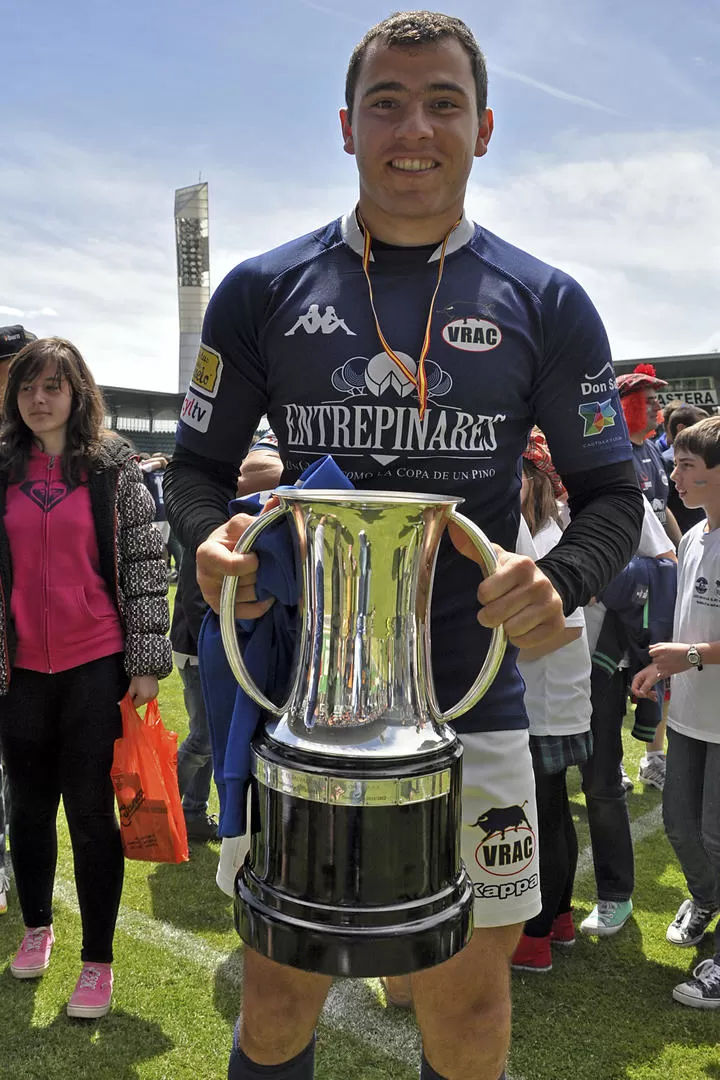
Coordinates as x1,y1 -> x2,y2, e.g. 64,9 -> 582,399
164,445 -> 238,554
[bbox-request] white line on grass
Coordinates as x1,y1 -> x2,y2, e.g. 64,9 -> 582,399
575,805 -> 663,884
43,804 -> 663,1078
51,877 -> 423,1063
53,879 -> 233,974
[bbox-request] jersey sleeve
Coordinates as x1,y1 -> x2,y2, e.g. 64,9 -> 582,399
530,276 -> 632,476
175,264 -> 270,465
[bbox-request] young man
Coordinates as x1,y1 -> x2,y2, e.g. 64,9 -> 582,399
616,364 -> 681,547
165,13 -> 642,1080
661,404 -> 708,535
633,416 -> 720,1009
617,364 -> 682,790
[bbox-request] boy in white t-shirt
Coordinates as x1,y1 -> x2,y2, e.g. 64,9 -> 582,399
633,416 -> 720,1008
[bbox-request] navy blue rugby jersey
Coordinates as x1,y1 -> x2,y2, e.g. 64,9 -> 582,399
632,439 -> 670,525
177,211 -> 632,734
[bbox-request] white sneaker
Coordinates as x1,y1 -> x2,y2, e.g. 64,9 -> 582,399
667,898 -> 719,947
638,752 -> 666,791
0,869 -> 8,915
619,764 -> 634,793
580,899 -> 633,937
673,959 -> 720,1009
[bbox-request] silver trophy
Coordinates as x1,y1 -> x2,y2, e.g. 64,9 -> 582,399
220,489 -> 505,976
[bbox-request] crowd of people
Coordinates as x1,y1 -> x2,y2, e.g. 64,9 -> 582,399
1,9 -> 719,1080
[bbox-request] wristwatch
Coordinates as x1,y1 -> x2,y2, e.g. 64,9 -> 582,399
687,645 -> 704,671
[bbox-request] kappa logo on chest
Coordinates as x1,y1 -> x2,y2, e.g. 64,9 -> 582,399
285,304 -> 357,337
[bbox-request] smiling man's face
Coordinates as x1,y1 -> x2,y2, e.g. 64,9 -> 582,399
340,38 -> 492,243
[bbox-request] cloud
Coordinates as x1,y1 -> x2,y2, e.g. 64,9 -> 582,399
465,133 -> 720,358
0,305 -> 58,318
0,132 -> 181,391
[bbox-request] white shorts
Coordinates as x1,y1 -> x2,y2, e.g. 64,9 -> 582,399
218,729 -> 540,929
460,728 -> 541,928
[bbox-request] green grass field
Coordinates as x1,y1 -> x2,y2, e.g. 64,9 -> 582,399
1,664 -> 718,1080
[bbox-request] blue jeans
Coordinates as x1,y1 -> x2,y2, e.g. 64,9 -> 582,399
176,661 -> 213,818
579,667 -> 634,901
663,727 -> 720,960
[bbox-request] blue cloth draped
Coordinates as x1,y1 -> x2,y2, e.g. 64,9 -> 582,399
198,456 -> 353,837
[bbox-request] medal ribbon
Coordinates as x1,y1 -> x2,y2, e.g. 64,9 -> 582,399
359,213 -> 460,420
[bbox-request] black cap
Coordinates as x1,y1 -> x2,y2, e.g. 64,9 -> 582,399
0,325 -> 38,361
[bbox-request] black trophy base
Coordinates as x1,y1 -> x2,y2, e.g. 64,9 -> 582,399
236,865 -> 473,978
234,735 -> 474,977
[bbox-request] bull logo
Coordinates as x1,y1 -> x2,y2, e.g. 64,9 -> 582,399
473,802 -> 531,840
472,803 -> 535,878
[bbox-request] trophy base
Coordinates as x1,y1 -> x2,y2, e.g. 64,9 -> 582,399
235,866 -> 473,977
234,734 -> 473,977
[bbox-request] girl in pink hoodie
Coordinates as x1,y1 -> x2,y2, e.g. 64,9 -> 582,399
0,337 -> 171,1018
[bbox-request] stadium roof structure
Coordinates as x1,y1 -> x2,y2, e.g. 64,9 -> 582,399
101,384 -> 185,456
614,351 -> 720,381
101,385 -> 185,419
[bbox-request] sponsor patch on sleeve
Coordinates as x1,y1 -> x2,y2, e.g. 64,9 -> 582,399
190,344 -> 223,398
578,399 -> 616,437
180,391 -> 213,434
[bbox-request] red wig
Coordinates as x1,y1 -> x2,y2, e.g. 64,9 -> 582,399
616,363 -> 667,436
621,390 -> 651,436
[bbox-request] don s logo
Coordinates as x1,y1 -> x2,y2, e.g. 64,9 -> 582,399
472,802 -> 535,877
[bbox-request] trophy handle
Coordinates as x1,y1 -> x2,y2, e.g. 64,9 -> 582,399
428,510 -> 506,724
219,501 -> 294,717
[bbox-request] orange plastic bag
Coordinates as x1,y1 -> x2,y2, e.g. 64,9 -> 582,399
111,694 -> 189,863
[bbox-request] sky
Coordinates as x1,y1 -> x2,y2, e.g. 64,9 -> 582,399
2,0 -> 719,392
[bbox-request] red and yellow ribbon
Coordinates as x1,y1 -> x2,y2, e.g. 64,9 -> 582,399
358,213 -> 460,420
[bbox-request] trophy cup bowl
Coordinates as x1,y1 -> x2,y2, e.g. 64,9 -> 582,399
220,489 -> 505,976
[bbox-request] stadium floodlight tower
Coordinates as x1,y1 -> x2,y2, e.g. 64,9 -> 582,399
175,182 -> 210,393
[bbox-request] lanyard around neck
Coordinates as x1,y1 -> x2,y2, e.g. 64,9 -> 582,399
358,212 -> 460,420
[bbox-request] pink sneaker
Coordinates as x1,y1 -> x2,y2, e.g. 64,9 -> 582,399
67,963 -> 114,1018
10,926 -> 55,978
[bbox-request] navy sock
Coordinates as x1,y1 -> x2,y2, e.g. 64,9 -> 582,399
228,1032 -> 315,1079
420,1055 -> 446,1080
419,1054 -> 506,1080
